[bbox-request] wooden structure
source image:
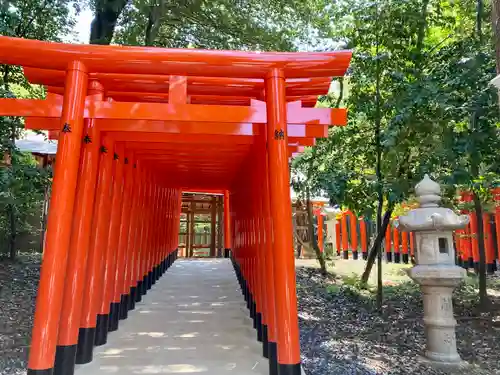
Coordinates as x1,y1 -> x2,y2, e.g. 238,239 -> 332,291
0,35 -> 351,375
179,192 -> 224,257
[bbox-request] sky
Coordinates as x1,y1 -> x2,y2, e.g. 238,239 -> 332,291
74,8 -> 93,44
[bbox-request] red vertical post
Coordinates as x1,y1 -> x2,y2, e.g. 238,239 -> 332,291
265,68 -> 301,375
493,188 -> 500,272
55,81 -> 102,375
393,226 -> 401,263
27,61 -> 88,375
359,218 -> 368,260
224,190 -> 232,258
125,161 -> 141,310
116,154 -> 135,321
105,144 -> 125,332
316,209 -> 324,254
401,231 -> 409,264
385,224 -> 392,262
135,169 -> 149,300
78,137 -> 114,352
262,139 -> 277,373
349,211 -> 358,259
335,221 -> 341,256
341,214 -> 349,259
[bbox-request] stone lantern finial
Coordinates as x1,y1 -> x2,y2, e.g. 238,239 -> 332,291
415,174 -> 441,208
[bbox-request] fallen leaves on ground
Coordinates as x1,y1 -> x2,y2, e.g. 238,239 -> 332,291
0,253 -> 40,375
297,266 -> 500,375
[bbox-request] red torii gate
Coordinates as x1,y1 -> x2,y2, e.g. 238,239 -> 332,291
0,36 -> 351,375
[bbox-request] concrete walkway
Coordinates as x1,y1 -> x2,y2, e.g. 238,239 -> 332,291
75,259 -> 268,374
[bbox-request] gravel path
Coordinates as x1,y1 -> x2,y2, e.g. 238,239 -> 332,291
0,253 -> 40,375
297,266 -> 500,375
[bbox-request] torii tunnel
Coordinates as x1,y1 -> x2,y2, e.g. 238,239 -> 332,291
0,36 -> 351,375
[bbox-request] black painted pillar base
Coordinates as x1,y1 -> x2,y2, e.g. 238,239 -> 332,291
224,248 -> 231,258
147,271 -> 153,289
94,314 -> 109,346
394,252 -> 401,263
343,250 -> 349,259
362,252 -> 368,260
129,287 -> 137,310
278,363 -> 302,375
402,253 -> 409,264
75,327 -> 95,363
268,341 -> 278,375
487,263 -> 496,274
54,344 -> 77,375
468,257 -> 474,269
256,313 -> 263,342
386,252 -> 393,263
27,368 -> 53,375
108,302 -> 120,332
243,280 -> 248,299
262,325 -> 269,358
136,281 -> 143,301
119,294 -> 129,320
251,301 -> 257,327
248,294 -> 253,315
152,267 -> 157,284
352,250 -> 359,260
141,275 -> 148,295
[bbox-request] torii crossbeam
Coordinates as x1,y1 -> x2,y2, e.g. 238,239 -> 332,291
0,36 -> 351,375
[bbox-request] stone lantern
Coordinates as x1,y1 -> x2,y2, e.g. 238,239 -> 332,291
397,174 -> 469,365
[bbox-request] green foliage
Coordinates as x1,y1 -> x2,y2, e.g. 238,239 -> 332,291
292,0 -> 500,218
0,0 -> 78,257
113,0 -> 321,50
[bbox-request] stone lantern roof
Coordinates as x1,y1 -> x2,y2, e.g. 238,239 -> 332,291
397,175 -> 469,232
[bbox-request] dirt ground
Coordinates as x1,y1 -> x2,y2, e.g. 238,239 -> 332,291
296,258 -> 500,375
1,255 -> 500,375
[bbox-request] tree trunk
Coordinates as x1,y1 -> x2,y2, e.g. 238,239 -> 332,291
145,0 -> 166,46
492,0 -> 500,73
306,188 -> 327,276
90,0 -> 129,45
361,206 -> 393,284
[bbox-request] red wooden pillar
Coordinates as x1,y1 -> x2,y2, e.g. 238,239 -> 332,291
401,231 -> 409,264
125,161 -> 142,309
359,218 -> 368,260
115,154 -> 135,321
105,144 -> 125,332
224,190 -> 232,258
385,224 -> 392,262
493,188 -> 500,272
341,214 -> 349,259
78,137 -> 114,352
335,221 -> 341,256
349,211 -> 358,259
27,61 -> 88,375
261,135 -> 277,373
314,208 -> 324,253
265,68 -> 301,374
54,81 -> 103,375
393,226 -> 401,263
